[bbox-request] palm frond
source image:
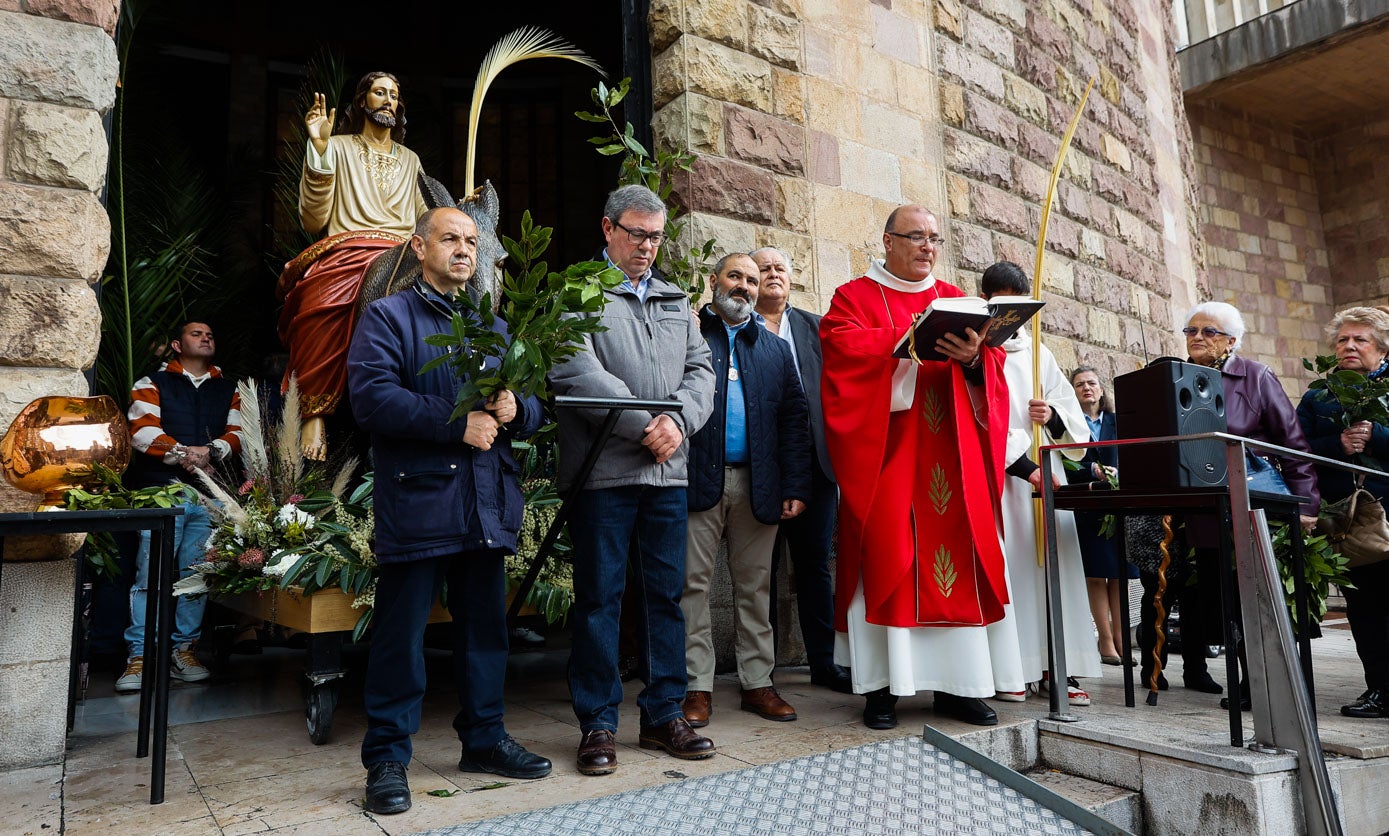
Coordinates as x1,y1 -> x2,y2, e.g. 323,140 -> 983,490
465,27 -> 606,193
277,375 -> 304,489
236,378 -> 270,482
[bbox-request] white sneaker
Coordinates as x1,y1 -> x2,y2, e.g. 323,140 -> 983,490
171,646 -> 210,682
115,657 -> 143,693
1041,674 -> 1091,706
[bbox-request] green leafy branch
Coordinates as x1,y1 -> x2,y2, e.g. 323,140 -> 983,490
576,78 -> 715,299
1270,518 -> 1353,630
1303,354 -> 1389,428
421,211 -> 624,421
63,463 -> 195,578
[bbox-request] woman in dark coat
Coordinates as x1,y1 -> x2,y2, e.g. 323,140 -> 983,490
1297,306 -> 1389,718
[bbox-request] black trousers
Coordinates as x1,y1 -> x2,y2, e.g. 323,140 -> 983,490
361,550 -> 508,767
1136,569 -> 1209,680
1344,559 -> 1389,692
771,462 -> 838,672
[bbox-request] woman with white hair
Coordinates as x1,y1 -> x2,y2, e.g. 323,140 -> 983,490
1176,301 -> 1320,709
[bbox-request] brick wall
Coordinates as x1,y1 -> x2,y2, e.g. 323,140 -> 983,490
1315,110 -> 1389,311
1187,103 -> 1335,388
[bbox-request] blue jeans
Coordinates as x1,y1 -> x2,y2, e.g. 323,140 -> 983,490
361,551 -> 509,767
568,485 -> 688,731
125,499 -> 212,658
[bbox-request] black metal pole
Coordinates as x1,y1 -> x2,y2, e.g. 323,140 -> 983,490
1118,517 -> 1134,708
1289,514 -> 1315,714
149,516 -> 176,804
136,527 -> 158,758
1217,495 -> 1242,748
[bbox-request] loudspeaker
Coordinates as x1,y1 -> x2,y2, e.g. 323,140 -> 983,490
1114,360 -> 1227,490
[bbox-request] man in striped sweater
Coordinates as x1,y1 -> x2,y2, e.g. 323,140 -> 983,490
117,320 -> 242,693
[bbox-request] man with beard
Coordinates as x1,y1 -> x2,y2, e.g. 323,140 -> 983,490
750,247 -> 850,694
278,71 -> 428,458
679,253 -> 811,729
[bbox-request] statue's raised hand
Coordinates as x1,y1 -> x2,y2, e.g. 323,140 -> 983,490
305,92 -> 335,157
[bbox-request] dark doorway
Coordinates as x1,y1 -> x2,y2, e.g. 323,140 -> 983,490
116,0 -> 628,378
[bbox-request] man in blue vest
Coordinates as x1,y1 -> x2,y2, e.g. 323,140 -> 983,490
680,253 -> 812,728
119,320 -> 243,693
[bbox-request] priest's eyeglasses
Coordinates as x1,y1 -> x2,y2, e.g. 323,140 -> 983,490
614,221 -> 666,246
887,232 -> 946,247
1181,326 -> 1230,338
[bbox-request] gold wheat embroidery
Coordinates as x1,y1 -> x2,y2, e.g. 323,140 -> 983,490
922,388 -> 945,434
933,546 -> 957,598
929,464 -> 952,515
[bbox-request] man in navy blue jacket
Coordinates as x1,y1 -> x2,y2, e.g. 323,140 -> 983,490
680,253 -> 812,729
347,206 -> 548,815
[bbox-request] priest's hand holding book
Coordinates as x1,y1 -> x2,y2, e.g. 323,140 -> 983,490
892,296 -> 1045,363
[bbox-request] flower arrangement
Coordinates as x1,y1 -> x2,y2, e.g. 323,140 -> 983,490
174,379 -> 381,639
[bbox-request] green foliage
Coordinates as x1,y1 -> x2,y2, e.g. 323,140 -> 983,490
577,78 -> 716,299
1269,519 -> 1354,630
62,464 -> 195,578
421,211 -> 623,420
1303,354 -> 1389,428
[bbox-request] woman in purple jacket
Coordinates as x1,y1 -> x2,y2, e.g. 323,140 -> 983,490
1182,301 -> 1320,709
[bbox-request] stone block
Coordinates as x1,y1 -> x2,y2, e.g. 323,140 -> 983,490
804,76 -> 860,137
1003,73 -> 1047,126
1138,757 -> 1301,836
0,10 -> 118,112
0,366 -> 89,430
871,4 -> 920,66
1101,132 -> 1132,172
725,105 -> 805,175
0,659 -> 68,768
963,90 -> 1018,149
935,0 -> 963,40
686,0 -> 748,50
747,4 -> 801,70
808,130 -> 840,186
963,6 -> 1014,69
838,140 -> 902,204
860,99 -> 924,159
952,220 -> 994,271
813,182 -> 886,252
652,40 -> 686,110
0,182 -> 110,280
850,42 -> 898,104
894,62 -> 937,119
992,233 -> 1033,272
1041,289 -> 1087,339
7,101 -> 108,191
814,238 -> 851,294
970,182 -> 1028,238
946,172 -> 970,217
803,26 -> 836,75
0,560 -> 75,666
654,94 -> 723,157
940,82 -> 965,127
0,275 -> 100,368
1012,157 -> 1048,201
687,36 -> 774,112
649,0 -> 683,52
755,226 -> 812,286
979,0 -> 1026,27
1080,227 -> 1106,263
676,155 -> 775,224
775,176 -> 811,233
25,0 -> 117,33
937,39 -> 1004,100
680,211 -> 757,260
943,129 -> 1011,190
899,158 -> 943,211
1040,255 -> 1074,296
770,68 -> 806,123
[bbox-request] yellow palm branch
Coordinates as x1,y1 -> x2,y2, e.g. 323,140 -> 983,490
465,27 -> 606,193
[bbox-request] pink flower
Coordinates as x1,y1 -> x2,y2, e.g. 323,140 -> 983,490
238,548 -> 265,570
238,480 -> 255,496
287,494 -> 305,505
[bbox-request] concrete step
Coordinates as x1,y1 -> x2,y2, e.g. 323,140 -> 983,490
1024,766 -> 1143,834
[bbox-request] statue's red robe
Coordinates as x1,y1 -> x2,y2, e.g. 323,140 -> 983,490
820,274 -> 1010,631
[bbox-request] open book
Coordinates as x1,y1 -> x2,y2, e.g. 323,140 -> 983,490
891,296 -> 1046,361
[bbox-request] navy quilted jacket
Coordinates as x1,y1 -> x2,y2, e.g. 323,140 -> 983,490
687,307 -> 812,524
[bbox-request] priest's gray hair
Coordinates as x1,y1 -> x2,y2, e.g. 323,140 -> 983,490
603,184 -> 666,224
1184,301 -> 1245,351
749,246 -> 793,275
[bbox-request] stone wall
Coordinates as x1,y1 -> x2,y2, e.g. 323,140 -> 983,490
0,2 -> 119,768
1314,109 -> 1389,311
1187,103 -> 1335,389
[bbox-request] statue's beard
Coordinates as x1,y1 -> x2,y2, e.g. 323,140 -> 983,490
368,107 -> 397,128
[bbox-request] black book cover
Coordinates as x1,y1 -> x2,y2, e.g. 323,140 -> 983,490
891,296 -> 1046,361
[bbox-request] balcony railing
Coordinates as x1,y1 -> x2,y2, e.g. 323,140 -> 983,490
1175,0 -> 1302,48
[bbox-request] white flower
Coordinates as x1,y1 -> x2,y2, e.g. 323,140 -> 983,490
263,550 -> 297,577
276,503 -> 316,530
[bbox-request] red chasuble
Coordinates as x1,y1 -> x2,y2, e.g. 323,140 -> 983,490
820,275 -> 1010,631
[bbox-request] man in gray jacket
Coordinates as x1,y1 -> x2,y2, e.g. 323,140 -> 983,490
549,184 -> 715,776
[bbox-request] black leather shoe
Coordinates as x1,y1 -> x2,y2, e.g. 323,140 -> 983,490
1341,689 -> 1388,719
638,717 -> 716,759
1183,671 -> 1223,694
364,761 -> 411,815
935,692 -> 998,726
811,664 -> 853,694
863,687 -> 898,730
459,735 -> 552,779
576,729 -> 618,776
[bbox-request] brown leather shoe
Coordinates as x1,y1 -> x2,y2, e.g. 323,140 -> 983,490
638,717 -> 715,760
740,686 -> 797,721
576,729 -> 617,776
682,690 -> 712,728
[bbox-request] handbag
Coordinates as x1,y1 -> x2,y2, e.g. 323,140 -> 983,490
1245,452 -> 1290,495
1318,475 -> 1389,568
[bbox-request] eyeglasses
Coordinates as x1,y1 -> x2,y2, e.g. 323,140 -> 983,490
887,231 -> 946,247
613,220 -> 665,247
1182,326 -> 1230,338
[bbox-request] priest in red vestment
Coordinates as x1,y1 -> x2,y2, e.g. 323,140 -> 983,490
820,205 -> 1024,729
